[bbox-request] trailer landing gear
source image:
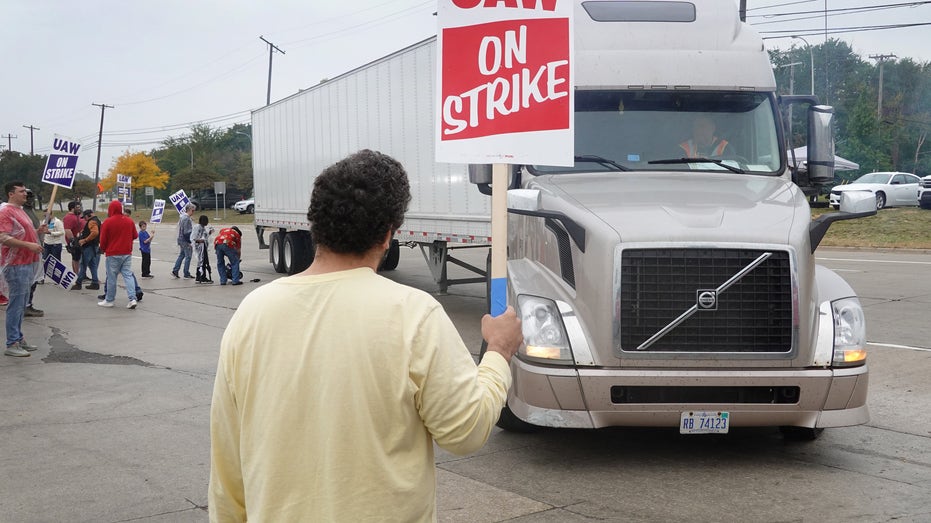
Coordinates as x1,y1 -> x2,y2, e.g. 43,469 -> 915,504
417,241 -> 487,293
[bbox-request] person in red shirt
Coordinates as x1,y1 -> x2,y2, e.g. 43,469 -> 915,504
98,200 -> 139,309
213,226 -> 242,286
0,181 -> 47,357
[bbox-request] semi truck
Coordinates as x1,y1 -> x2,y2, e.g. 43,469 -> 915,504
251,0 -> 875,440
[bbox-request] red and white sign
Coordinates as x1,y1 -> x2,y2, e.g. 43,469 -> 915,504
436,0 -> 574,166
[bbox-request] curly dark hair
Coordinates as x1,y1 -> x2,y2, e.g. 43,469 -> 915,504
308,150 -> 410,255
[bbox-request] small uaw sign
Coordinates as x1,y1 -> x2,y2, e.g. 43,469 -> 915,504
436,0 -> 573,316
41,135 -> 81,189
116,174 -> 132,205
43,255 -> 78,290
150,199 -> 166,224
436,0 -> 574,165
168,190 -> 190,214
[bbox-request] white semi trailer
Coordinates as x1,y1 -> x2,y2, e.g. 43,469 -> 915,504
252,0 -> 876,440
252,39 -> 490,290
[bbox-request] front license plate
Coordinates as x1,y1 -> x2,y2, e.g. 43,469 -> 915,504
680,411 -> 729,434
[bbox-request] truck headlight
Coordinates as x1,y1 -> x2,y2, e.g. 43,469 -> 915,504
517,295 -> 573,363
832,297 -> 867,366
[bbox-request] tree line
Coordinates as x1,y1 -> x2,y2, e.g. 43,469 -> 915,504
771,39 -> 930,181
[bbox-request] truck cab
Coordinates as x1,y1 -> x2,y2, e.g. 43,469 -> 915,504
485,0 -> 874,439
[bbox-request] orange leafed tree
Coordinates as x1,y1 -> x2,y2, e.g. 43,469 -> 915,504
101,151 -> 170,193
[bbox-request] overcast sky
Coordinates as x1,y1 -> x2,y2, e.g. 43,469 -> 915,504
1,0 -> 928,181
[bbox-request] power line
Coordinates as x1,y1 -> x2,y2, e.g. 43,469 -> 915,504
747,0 -> 817,11
760,21 -> 931,37
747,1 -> 931,19
91,110 -> 251,137
113,55 -> 265,107
36,119 -> 252,154
281,1 -> 434,48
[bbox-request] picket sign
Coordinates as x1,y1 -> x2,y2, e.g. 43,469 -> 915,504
436,0 -> 574,315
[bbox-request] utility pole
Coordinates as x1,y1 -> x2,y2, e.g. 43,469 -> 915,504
22,125 -> 40,154
259,36 -> 285,106
828,0 -> 831,105
2,133 -> 16,152
776,62 -> 802,145
92,103 -> 114,200
869,54 -> 897,119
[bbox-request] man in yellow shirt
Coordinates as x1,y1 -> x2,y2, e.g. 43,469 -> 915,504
209,149 -> 523,522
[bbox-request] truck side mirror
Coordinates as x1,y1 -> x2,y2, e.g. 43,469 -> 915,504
807,105 -> 835,186
469,164 -> 521,195
468,164 -> 493,185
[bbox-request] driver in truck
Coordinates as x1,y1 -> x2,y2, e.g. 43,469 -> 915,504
679,114 -> 733,158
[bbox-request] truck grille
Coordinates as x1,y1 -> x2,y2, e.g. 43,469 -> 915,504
616,248 -> 793,353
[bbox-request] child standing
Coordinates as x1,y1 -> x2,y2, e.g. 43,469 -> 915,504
191,215 -> 214,284
138,220 -> 154,278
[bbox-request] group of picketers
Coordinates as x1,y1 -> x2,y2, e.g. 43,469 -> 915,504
170,203 -> 243,286
1,185 -> 246,358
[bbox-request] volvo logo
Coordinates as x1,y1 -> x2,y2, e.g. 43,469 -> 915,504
696,290 -> 718,310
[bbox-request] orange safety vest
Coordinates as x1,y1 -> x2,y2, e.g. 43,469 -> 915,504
679,138 -> 729,157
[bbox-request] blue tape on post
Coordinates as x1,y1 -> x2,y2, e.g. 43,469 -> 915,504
490,277 -> 507,317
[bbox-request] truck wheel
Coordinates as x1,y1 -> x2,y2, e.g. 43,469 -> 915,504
270,232 -> 286,273
284,233 -> 312,274
779,426 -> 824,441
380,240 -> 400,271
479,340 -> 540,433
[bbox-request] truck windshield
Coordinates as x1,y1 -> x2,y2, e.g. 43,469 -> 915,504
530,90 -> 783,175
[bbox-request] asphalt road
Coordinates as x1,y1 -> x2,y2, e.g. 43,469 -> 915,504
1,232 -> 929,522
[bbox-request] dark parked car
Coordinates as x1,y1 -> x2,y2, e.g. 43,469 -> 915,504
190,186 -> 248,210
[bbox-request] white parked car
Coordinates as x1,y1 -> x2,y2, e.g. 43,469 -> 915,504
829,172 -> 921,210
233,198 -> 254,214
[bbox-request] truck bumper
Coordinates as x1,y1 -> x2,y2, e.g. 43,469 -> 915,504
508,358 -> 869,430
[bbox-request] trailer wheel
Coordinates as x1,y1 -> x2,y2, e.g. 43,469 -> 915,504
380,240 -> 400,271
479,340 -> 540,433
284,232 -> 312,274
269,232 -> 286,273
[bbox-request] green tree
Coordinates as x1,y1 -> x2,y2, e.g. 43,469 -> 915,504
772,40 -> 931,176
0,150 -> 48,206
